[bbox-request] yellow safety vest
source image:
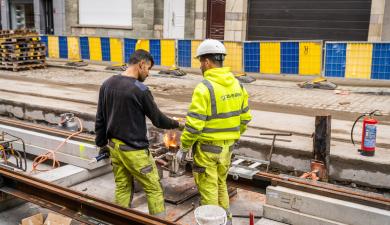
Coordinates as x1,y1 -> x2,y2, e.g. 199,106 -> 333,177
181,67 -> 252,151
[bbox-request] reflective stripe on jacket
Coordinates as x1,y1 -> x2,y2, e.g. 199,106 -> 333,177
181,67 -> 252,150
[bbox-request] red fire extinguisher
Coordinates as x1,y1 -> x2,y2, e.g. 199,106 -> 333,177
351,110 -> 381,156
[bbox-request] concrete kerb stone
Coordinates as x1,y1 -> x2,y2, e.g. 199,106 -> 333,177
265,186 -> 390,225
263,204 -> 347,225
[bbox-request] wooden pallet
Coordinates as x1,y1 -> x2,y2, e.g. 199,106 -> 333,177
0,36 -> 40,44
0,56 -> 46,62
0,46 -> 46,53
0,29 -> 36,37
0,51 -> 45,58
0,63 -> 47,72
0,30 -> 46,72
0,59 -> 45,66
0,43 -> 45,50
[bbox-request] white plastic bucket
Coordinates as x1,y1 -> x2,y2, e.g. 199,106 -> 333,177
194,205 -> 227,225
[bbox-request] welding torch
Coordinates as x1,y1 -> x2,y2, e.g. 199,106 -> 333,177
89,152 -> 110,164
173,117 -> 185,130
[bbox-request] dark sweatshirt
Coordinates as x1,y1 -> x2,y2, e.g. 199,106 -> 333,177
95,75 -> 179,149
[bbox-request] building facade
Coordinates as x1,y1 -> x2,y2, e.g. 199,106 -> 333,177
1,0 -> 390,42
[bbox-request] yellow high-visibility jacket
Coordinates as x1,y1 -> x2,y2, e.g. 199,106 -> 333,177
180,67 -> 252,151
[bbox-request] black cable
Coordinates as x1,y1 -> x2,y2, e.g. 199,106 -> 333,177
351,110 -> 380,146
351,114 -> 366,146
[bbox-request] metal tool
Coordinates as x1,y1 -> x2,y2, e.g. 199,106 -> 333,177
173,202 -> 195,222
260,132 -> 292,172
0,132 -> 27,171
229,155 -> 269,180
89,152 -> 110,164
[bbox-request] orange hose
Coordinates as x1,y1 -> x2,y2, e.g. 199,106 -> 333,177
31,117 -> 83,173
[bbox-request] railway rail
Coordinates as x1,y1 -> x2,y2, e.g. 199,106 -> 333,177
0,118 -> 388,224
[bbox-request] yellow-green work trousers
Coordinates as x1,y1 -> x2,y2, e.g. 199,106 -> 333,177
108,138 -> 165,216
192,140 -> 234,218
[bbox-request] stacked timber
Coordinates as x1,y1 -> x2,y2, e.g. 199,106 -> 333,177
0,29 -> 46,72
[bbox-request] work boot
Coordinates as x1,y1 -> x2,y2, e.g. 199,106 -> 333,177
226,218 -> 233,225
153,211 -> 167,219
226,209 -> 233,225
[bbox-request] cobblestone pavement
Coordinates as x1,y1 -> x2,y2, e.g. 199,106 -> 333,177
245,80 -> 390,116
1,64 -> 389,120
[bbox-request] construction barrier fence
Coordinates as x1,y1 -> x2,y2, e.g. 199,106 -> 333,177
40,35 -> 390,80
324,42 -> 390,80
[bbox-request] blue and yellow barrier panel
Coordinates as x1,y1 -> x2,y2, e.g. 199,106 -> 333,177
178,40 -> 242,72
281,42 -> 299,74
191,40 -> 202,69
124,38 -> 137,63
42,35 -> 81,60
224,41 -> 243,72
149,39 -> 161,65
40,36 -> 390,80
244,41 -> 322,75
324,42 -> 390,80
47,36 -> 59,58
109,38 -> 124,63
299,42 -> 322,75
178,40 -> 191,67
371,43 -> 390,80
345,43 -> 372,79
134,39 -> 176,66
40,36 -> 49,56
67,36 -> 81,60
243,42 -> 260,72
58,36 -> 81,60
58,36 -> 68,59
88,37 -> 102,61
260,42 -> 281,74
71,36 -> 123,63
160,40 -> 176,67
324,42 -> 347,78
79,36 -> 90,60
177,39 -> 197,68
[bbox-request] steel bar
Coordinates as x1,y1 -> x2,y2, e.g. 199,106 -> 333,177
0,117 -> 94,143
172,203 -> 195,222
0,167 -> 178,225
255,172 -> 390,210
0,124 -> 105,169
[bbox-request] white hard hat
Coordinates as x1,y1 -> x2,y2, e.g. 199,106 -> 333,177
195,39 -> 226,58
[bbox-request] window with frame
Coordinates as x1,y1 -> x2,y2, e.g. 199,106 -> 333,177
79,0 -> 132,27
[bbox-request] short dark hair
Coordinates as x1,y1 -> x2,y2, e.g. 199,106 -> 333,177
199,54 -> 224,67
128,49 -> 154,67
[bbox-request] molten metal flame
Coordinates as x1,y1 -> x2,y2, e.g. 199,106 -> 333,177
164,131 -> 178,149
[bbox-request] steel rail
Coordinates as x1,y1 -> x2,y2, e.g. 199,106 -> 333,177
0,167 -> 177,225
1,118 -> 389,211
0,117 -> 94,143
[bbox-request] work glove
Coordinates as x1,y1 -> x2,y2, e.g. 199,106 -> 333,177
175,149 -> 187,165
98,145 -> 110,156
173,117 -> 185,131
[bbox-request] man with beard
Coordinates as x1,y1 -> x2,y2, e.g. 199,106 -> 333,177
95,49 -> 181,217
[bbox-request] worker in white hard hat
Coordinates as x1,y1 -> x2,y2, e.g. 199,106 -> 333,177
176,39 -> 252,224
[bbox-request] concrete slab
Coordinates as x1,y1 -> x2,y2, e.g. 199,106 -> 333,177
263,204 -> 347,225
266,186 -> 390,225
0,124 -> 107,170
255,218 -> 289,225
249,110 -> 390,149
0,160 -> 111,212
240,128 -> 390,189
32,164 -> 112,187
